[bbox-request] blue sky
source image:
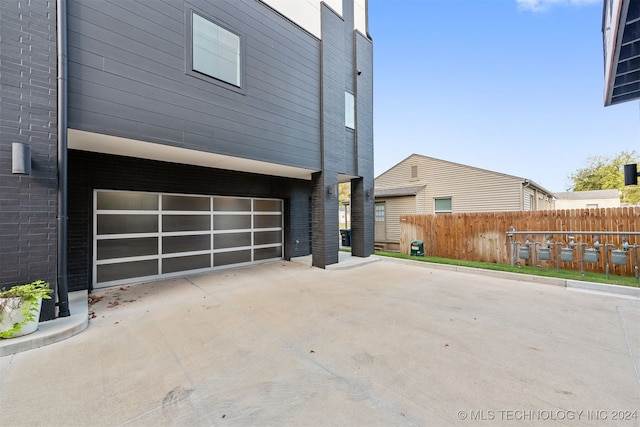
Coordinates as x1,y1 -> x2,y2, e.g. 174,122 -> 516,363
368,0 -> 639,192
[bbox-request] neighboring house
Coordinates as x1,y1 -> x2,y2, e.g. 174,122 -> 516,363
0,0 -> 374,322
602,0 -> 640,106
554,190 -> 621,210
374,154 -> 554,251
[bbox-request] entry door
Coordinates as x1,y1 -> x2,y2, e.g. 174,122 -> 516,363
93,190 -> 283,288
375,202 -> 386,241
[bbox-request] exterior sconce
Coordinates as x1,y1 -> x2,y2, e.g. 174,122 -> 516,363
327,184 -> 334,195
624,163 -> 639,185
366,188 -> 373,200
12,143 -> 31,174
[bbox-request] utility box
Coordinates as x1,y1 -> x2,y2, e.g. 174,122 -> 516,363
519,246 -> 530,260
611,249 -> 628,265
583,248 -> 599,263
561,248 -> 574,262
339,229 -> 351,247
538,247 -> 551,261
410,240 -> 424,256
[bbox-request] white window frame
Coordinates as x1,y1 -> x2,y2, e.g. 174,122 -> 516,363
375,202 -> 385,222
187,8 -> 244,93
345,92 -> 355,129
434,197 -> 452,214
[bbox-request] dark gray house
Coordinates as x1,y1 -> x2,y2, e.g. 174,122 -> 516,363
0,0 -> 374,321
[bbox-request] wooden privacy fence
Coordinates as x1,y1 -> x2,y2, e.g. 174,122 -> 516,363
399,207 -> 640,277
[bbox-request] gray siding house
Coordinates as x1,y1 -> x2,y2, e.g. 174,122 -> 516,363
374,154 -> 554,250
0,0 -> 374,321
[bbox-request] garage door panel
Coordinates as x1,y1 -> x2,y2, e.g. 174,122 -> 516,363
255,246 -> 282,261
162,194 -> 209,211
163,235 -> 210,254
97,260 -> 158,283
97,237 -> 158,260
214,232 -> 252,249
215,250 -> 252,266
254,215 -> 282,228
162,254 -> 211,274
97,214 -> 158,235
94,191 -> 283,288
97,191 -> 158,210
213,197 -> 251,211
162,215 -> 210,232
254,230 -> 282,245
254,199 -> 281,212
214,215 -> 251,230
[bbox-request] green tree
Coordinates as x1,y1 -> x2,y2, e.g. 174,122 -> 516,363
567,150 -> 640,204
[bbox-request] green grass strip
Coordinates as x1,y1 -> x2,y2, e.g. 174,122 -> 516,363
367,250 -> 640,288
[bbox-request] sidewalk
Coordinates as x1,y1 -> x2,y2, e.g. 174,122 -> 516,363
1,256 -> 638,426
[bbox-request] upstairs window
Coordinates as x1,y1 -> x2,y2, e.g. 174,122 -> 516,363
345,92 -> 355,129
191,12 -> 241,88
434,197 -> 452,214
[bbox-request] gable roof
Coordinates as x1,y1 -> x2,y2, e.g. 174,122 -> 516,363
554,190 -> 620,200
376,153 -> 553,195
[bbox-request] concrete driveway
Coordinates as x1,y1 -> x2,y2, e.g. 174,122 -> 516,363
1,257 -> 639,426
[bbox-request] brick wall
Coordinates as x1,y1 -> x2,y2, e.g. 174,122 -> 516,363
67,150 -> 312,291
0,0 -> 59,310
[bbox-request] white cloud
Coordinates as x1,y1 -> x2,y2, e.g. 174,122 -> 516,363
516,0 -> 601,12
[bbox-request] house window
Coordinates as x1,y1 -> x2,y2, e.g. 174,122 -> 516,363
434,197 -> 452,214
345,92 -> 355,129
410,165 -> 418,179
375,203 -> 385,222
191,12 -> 241,87
586,204 -> 598,209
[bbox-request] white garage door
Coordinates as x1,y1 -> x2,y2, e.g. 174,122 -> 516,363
93,190 -> 283,288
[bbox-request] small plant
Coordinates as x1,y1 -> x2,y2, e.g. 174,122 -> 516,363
0,280 -> 52,339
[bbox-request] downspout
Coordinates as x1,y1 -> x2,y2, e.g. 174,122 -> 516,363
56,0 -> 70,317
522,179 -> 530,211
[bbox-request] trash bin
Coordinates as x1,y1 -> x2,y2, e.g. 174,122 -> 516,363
339,229 -> 351,247
410,240 -> 424,256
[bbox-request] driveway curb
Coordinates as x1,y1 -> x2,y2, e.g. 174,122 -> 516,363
375,255 -> 640,299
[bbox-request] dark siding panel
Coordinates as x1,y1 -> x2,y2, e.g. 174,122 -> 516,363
67,0 -> 321,171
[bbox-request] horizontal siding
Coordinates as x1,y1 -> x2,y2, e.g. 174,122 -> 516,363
67,0 -> 321,171
376,155 -> 524,213
379,196 -> 416,243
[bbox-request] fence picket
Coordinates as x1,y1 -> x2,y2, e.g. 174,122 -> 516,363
399,207 -> 640,277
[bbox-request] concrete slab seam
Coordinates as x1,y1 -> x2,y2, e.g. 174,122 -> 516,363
616,306 -> 640,388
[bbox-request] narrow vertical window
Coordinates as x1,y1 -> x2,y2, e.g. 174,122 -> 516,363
345,92 -> 355,129
191,12 -> 241,87
375,203 -> 385,221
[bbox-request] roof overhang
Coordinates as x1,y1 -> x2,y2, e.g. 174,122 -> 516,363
374,185 -> 426,198
603,0 -> 640,106
68,129 -> 316,180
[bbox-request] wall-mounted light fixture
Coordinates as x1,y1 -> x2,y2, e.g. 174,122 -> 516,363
366,188 -> 373,200
327,184 -> 334,195
624,163 -> 639,185
12,142 -> 31,174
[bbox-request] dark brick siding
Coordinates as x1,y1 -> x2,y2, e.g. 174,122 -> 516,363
0,0 -> 58,314
68,150 -> 312,291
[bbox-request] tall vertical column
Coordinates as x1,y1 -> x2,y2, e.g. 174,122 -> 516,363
0,0 -> 59,320
313,4 -> 346,268
351,29 -> 375,257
